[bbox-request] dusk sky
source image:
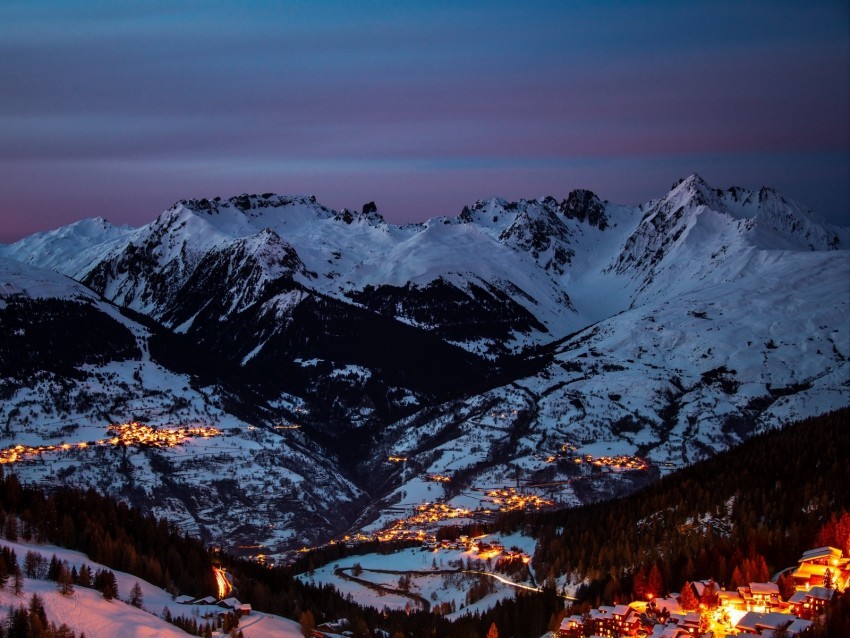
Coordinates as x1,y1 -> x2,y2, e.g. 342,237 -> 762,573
1,0 -> 848,243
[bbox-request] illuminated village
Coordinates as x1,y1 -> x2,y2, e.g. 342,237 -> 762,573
0,421 -> 221,465
558,545 -> 850,637
539,443 -> 651,472
285,447 -> 653,565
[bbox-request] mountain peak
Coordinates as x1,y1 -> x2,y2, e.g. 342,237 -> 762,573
665,173 -> 720,206
560,189 -> 609,229
672,173 -> 710,191
333,202 -> 386,225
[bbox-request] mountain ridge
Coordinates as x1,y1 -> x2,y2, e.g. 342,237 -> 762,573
0,174 -> 847,557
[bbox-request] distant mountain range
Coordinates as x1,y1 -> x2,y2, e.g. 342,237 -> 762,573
1,174 -> 847,555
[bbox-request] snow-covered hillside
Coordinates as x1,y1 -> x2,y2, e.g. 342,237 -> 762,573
0,174 -> 847,556
0,257 -> 363,555
0,538 -> 301,637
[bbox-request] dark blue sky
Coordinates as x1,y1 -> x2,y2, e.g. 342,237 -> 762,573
1,0 -> 848,242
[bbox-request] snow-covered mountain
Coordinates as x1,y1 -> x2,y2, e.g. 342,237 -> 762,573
0,256 -> 364,552
0,174 -> 847,556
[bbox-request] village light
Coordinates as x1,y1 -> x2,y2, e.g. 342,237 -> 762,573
0,422 -> 221,465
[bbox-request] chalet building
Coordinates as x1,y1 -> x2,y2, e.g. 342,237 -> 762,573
737,582 -> 782,612
650,596 -> 683,615
788,585 -> 836,620
716,588 -> 746,612
557,614 -> 582,637
665,611 -> 701,634
689,579 -> 718,601
735,611 -> 812,636
792,546 -> 850,590
557,605 -> 640,637
218,597 -> 242,610
785,617 -> 817,635
600,604 -> 641,636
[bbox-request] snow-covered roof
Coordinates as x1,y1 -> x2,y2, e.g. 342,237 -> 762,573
804,586 -> 836,601
652,597 -> 683,613
219,597 -> 242,608
559,615 -> 582,630
736,611 -> 794,631
786,618 -> 814,635
648,623 -> 689,638
799,546 -> 842,562
691,580 -> 717,597
749,582 -> 780,595
718,589 -> 745,604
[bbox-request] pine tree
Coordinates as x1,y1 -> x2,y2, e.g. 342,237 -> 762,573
24,551 -> 41,578
352,618 -> 370,638
11,606 -> 30,637
78,564 -> 92,588
129,582 -> 143,608
486,621 -> 500,638
646,564 -> 664,598
29,592 -> 47,626
102,570 -> 118,601
777,572 -> 796,600
299,609 -> 316,638
47,554 -> 62,581
13,565 -> 23,596
57,564 -> 74,595
730,565 -> 745,589
679,582 -> 699,610
4,516 -> 17,542
633,566 -> 647,600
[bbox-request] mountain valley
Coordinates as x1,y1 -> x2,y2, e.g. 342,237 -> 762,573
0,174 -> 847,560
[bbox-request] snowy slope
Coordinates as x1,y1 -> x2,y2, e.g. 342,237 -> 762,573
0,217 -> 133,281
0,258 -> 364,554
367,244 -> 848,523
0,539 -> 301,638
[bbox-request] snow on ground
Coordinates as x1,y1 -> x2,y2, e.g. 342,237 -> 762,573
0,539 -> 301,638
299,534 -> 539,617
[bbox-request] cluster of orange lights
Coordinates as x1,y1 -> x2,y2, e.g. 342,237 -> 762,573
387,456 -> 408,463
0,421 -> 221,465
428,474 -> 452,483
575,454 -> 649,470
106,422 -> 220,447
371,502 -> 475,543
485,487 -> 553,511
541,444 -> 649,472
